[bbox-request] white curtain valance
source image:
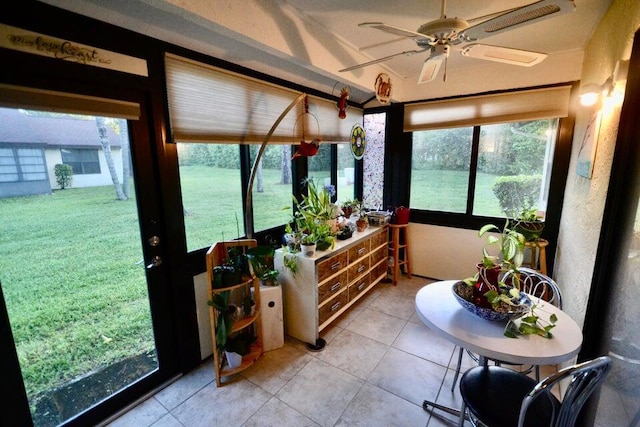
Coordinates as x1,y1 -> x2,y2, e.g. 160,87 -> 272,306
165,53 -> 363,144
0,84 -> 140,119
404,85 -> 572,132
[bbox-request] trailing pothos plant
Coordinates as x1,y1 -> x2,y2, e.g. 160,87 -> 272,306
462,221 -> 558,339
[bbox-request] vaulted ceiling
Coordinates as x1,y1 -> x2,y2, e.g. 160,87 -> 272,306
41,0 -> 612,105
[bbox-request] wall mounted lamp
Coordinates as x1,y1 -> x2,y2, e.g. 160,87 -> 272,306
580,59 -> 629,107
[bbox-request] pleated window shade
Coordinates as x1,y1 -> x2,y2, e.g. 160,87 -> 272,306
0,84 -> 140,119
165,53 -> 362,144
404,85 -> 571,132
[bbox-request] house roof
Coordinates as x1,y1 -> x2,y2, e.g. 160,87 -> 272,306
0,108 -> 121,148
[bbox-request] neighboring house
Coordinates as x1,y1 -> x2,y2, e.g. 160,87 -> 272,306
0,108 -> 122,198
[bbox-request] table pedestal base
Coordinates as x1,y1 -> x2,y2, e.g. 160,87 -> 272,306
422,400 -> 467,426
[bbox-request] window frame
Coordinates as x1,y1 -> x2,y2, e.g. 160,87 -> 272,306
61,148 -> 101,175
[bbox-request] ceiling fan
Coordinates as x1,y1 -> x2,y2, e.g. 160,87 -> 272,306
339,0 -> 575,84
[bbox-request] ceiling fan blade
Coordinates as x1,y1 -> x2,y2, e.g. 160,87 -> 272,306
461,0 -> 575,41
461,44 -> 547,66
359,22 -> 435,43
418,57 -> 444,84
339,48 -> 428,73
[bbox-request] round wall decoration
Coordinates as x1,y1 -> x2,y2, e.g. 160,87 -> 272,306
350,123 -> 366,160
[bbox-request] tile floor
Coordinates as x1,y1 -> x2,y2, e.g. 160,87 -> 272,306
105,275 -> 558,427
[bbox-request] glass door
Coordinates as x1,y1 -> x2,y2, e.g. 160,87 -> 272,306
0,104 -> 171,426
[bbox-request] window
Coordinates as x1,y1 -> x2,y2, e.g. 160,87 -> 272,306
61,148 -> 100,174
0,146 -> 47,182
307,143 -> 332,196
177,143 -> 245,252
337,143 -> 355,202
250,144 -> 294,233
410,127 -> 473,213
410,119 -> 558,219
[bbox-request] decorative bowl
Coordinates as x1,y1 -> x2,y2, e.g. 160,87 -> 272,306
367,211 -> 390,226
451,281 -> 532,322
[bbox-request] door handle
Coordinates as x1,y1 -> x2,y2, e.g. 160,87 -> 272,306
146,255 -> 162,269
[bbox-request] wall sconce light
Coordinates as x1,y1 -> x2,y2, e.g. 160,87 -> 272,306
580,59 -> 629,107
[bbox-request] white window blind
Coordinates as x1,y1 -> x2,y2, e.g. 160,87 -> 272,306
165,53 -> 362,144
404,85 -> 572,132
0,84 -> 140,120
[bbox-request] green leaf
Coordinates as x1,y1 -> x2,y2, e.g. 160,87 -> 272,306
508,288 -> 520,299
549,313 -> 558,324
484,289 -> 500,303
479,224 -> 499,236
521,315 -> 539,324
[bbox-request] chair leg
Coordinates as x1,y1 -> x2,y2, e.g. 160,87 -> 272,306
535,365 -> 540,382
458,401 -> 467,427
451,347 -> 464,392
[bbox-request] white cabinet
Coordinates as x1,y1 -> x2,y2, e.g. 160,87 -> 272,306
274,226 -> 388,346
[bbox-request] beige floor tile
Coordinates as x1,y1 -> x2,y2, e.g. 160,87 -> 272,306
171,377 -> 271,427
106,397 -> 168,427
242,396 -> 320,427
316,329 -> 389,379
367,291 -> 416,320
367,347 -> 448,407
335,383 -> 429,427
153,361 -> 216,410
346,308 -> 406,345
276,358 -> 363,427
241,344 -> 313,394
393,322 -> 457,368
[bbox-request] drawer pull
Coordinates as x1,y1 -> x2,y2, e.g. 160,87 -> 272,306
358,282 -> 366,291
358,247 -> 365,255
330,282 -> 341,292
331,301 -> 341,312
331,261 -> 341,270
357,265 -> 366,273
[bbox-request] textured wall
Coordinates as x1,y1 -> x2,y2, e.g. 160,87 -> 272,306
555,0 -> 640,327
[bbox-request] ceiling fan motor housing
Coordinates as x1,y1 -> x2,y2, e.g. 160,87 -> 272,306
416,18 -> 469,46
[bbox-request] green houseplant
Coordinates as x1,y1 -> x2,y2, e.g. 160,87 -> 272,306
290,178 -> 338,251
509,207 -> 545,242
459,221 -> 557,338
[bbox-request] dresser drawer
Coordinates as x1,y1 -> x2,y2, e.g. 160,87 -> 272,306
370,229 -> 388,250
318,271 -> 348,305
348,257 -> 370,282
349,273 -> 370,301
317,251 -> 347,283
372,257 -> 387,280
370,245 -> 386,265
348,241 -> 369,262
318,291 -> 348,325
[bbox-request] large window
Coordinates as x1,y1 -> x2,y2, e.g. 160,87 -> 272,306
177,143 -> 245,252
0,146 -> 47,182
250,144 -> 294,233
337,143 -> 355,202
410,127 -> 473,213
410,119 -> 558,219
61,148 -> 100,174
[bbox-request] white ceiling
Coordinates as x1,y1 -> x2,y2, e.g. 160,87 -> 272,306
41,0 -> 612,105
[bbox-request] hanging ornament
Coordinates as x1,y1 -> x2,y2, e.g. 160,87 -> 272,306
337,86 -> 349,119
292,95 -> 321,159
374,73 -> 392,105
350,123 -> 366,160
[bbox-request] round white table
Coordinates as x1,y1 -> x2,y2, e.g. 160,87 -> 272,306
416,280 -> 583,423
415,280 -> 583,366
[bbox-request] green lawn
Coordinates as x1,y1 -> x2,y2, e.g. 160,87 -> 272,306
0,165 -> 498,406
410,169 -> 504,216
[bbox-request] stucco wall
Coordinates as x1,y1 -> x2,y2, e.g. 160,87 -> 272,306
555,0 -> 640,327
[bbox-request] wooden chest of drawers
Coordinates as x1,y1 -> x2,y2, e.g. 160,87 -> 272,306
275,226 -> 388,345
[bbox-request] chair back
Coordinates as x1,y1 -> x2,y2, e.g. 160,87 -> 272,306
518,356 -> 612,427
504,267 -> 563,309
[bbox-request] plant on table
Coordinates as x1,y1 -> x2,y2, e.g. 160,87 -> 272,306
460,221 -> 557,338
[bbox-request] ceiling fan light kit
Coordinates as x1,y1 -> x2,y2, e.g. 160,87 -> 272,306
340,0 -> 575,84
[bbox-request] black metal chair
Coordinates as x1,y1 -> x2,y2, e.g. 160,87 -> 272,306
458,356 -> 612,427
450,267 -> 563,391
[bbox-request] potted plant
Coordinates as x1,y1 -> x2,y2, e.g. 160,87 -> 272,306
224,331 -> 255,368
289,178 -> 338,252
300,233 -> 317,257
206,291 -> 237,352
340,199 -> 356,218
461,221 -> 526,309
356,208 -> 368,232
510,207 -> 545,242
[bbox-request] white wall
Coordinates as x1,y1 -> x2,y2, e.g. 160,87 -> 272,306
45,147 -> 123,190
555,0 -> 640,328
409,223 -> 488,281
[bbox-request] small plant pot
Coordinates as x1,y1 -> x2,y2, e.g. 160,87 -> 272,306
356,220 -> 367,232
301,243 -> 316,257
343,207 -> 353,218
225,351 -> 243,369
